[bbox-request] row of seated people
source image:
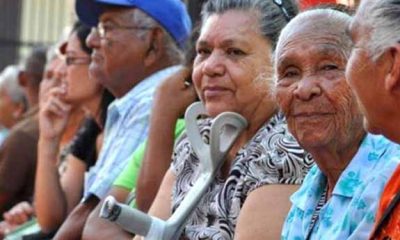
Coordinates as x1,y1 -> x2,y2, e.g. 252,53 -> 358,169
0,0 -> 399,239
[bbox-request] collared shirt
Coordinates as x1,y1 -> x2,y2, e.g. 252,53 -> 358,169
282,134 -> 400,240
83,66 -> 181,199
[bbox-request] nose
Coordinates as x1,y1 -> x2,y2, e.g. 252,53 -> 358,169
293,76 -> 322,101
202,52 -> 225,77
53,60 -> 67,85
86,27 -> 101,49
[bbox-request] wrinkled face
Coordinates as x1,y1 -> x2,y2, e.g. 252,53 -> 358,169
275,31 -> 363,149
346,3 -> 389,135
63,32 -> 102,105
192,10 -> 273,118
87,7 -> 148,96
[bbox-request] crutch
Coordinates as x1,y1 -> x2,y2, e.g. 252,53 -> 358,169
99,102 -> 248,239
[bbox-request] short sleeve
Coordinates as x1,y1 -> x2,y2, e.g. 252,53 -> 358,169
70,118 -> 100,170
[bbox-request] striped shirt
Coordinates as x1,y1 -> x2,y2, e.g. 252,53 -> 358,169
83,66 -> 181,199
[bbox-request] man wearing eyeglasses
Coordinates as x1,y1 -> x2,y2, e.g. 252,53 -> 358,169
53,0 -> 191,239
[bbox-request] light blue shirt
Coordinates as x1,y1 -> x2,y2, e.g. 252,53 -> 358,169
282,134 -> 400,240
84,66 -> 181,199
0,127 -> 8,146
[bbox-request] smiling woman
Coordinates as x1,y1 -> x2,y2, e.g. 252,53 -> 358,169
275,8 -> 400,240
142,0 -> 314,240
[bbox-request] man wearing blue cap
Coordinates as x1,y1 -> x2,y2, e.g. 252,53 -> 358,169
53,0 -> 191,239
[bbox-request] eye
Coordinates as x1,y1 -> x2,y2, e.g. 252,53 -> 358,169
282,67 -> 300,78
321,64 -> 338,71
226,48 -> 245,56
196,47 -> 211,56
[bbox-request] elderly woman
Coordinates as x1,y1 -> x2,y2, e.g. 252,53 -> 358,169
275,8 -> 400,239
346,1 -> 400,239
142,0 -> 313,239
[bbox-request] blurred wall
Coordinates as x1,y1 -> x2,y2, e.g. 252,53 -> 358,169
0,0 -> 22,71
0,0 -> 74,71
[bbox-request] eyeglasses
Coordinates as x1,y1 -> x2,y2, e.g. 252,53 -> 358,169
272,0 -> 291,22
65,56 -> 91,66
95,22 -> 152,39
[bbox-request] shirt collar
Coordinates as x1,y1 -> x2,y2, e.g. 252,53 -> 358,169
291,133 -> 390,211
109,65 -> 181,116
332,134 -> 389,197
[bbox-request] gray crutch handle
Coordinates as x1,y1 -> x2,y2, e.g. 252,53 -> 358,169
99,102 -> 248,239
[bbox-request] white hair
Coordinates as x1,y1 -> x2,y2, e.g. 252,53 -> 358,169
361,0 -> 400,60
131,9 -> 183,64
0,65 -> 26,104
274,8 -> 352,84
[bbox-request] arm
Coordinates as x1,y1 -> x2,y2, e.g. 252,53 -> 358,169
82,187 -> 132,240
53,196 -> 99,240
133,169 -> 176,240
136,68 -> 195,212
147,169 -> 176,220
234,184 -> 298,240
35,86 -> 73,232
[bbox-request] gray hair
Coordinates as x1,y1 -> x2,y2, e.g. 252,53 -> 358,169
361,0 -> 400,60
0,65 -> 26,104
201,0 -> 299,51
22,46 -> 47,87
131,9 -> 184,64
276,8 -> 352,56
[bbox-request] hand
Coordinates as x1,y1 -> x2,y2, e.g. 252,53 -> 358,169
0,221 -> 13,238
39,57 -> 64,108
39,85 -> 72,141
2,201 -> 34,226
153,67 -> 197,119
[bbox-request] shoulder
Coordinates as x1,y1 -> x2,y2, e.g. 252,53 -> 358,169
171,118 -> 212,175
244,113 -> 314,189
9,116 -> 39,140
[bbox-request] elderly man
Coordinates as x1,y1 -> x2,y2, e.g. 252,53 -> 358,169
346,1 -> 400,239
53,0 -> 191,239
0,47 -> 47,215
274,8 -> 400,239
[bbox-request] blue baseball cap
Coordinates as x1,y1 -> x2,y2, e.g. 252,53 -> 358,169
75,0 -> 192,48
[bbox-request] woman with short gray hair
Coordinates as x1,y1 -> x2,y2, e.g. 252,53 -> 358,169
346,1 -> 400,239
141,0 -> 313,239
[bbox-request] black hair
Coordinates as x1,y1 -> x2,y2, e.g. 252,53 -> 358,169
99,89 -> 115,128
71,21 -> 92,55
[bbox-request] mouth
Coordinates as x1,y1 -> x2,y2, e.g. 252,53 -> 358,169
292,112 -> 334,117
91,52 -> 103,62
203,86 -> 230,98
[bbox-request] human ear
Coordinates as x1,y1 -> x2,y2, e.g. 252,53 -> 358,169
384,44 -> 400,93
13,102 -> 26,119
144,28 -> 163,67
18,71 -> 28,88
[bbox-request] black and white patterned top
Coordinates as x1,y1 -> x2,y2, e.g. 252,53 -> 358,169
171,112 -> 314,240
